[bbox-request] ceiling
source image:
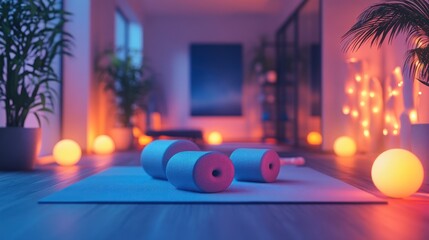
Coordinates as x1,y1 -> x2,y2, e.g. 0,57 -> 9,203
141,0 -> 292,16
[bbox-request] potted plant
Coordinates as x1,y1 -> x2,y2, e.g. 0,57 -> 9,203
342,0 -> 429,183
0,0 -> 72,170
96,50 -> 153,150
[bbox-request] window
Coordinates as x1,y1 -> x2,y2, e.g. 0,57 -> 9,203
115,10 -> 128,60
115,9 -> 143,65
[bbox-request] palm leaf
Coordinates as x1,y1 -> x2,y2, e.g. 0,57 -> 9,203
342,0 -> 429,85
0,0 -> 72,127
405,46 -> 429,85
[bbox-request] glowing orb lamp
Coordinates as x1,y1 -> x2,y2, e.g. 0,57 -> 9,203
307,131 -> 322,146
333,136 -> 356,157
132,127 -> 142,137
93,135 -> 115,154
138,135 -> 153,146
372,149 -> 424,198
207,131 -> 223,145
53,139 -> 82,166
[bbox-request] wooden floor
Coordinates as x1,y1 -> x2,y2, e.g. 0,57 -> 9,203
1,144 -> 429,240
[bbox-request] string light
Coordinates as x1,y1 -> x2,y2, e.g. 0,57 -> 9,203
385,115 -> 391,123
342,106 -> 351,115
410,110 -> 418,123
343,59 -> 385,152
394,66 -> 401,75
363,130 -> 370,138
355,75 -> 362,82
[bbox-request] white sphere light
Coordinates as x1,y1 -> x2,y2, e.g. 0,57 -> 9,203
333,136 -> 357,157
53,139 -> 82,166
372,149 -> 424,198
93,135 -> 115,154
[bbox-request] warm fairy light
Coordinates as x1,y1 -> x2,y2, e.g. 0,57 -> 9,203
348,58 -> 358,63
393,129 -> 399,135
372,149 -> 424,198
207,131 -> 223,145
53,139 -> 82,166
410,110 -> 418,123
342,106 -> 351,115
394,66 -> 401,75
133,127 -> 142,137
138,135 -> 153,146
355,75 -> 362,82
385,115 -> 391,123
383,129 -> 388,136
333,136 -> 357,157
343,59 -> 385,153
419,91 -> 422,95
390,90 -> 398,97
307,131 -> 322,146
363,130 -> 370,138
394,123 -> 399,129
398,81 -> 403,87
93,135 -> 115,154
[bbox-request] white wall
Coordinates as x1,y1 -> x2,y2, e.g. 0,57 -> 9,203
63,0 -> 145,152
321,0 -> 386,151
274,0 -> 304,29
144,14 -> 280,140
63,0 -> 91,151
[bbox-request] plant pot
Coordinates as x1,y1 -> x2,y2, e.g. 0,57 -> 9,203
410,123 -> 429,185
110,127 -> 133,151
0,127 -> 41,171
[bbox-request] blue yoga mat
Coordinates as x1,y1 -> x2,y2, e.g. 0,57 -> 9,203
40,166 -> 385,203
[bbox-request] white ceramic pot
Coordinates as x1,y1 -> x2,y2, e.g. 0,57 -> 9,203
110,127 -> 133,151
410,123 -> 429,185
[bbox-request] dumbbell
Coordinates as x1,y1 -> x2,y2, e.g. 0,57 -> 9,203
141,140 -> 305,192
230,148 -> 280,183
230,148 -> 306,183
141,140 -> 234,193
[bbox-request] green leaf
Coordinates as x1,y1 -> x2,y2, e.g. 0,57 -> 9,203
0,0 -> 73,127
33,111 -> 41,127
342,0 -> 429,85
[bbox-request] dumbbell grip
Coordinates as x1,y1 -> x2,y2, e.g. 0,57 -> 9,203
280,157 -> 305,166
